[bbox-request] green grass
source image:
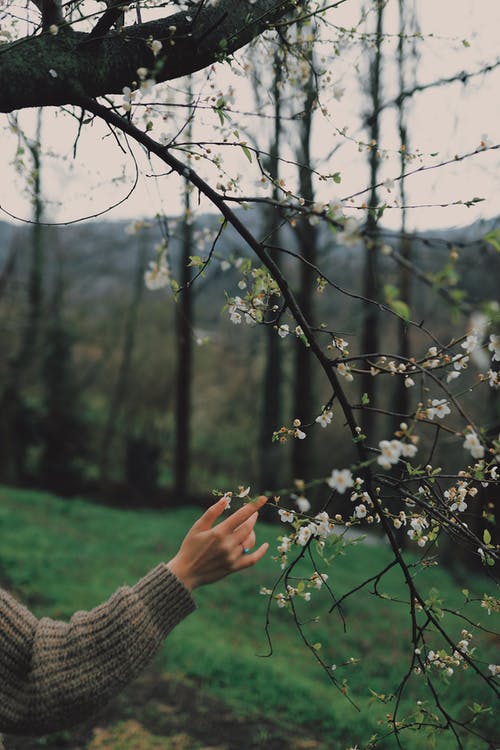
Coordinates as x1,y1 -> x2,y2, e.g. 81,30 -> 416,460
0,485 -> 498,750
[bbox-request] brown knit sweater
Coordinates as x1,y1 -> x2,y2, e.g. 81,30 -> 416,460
0,563 -> 195,742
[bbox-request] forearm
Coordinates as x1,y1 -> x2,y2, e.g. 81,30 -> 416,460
0,564 -> 195,735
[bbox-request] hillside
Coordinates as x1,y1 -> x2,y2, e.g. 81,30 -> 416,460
1,485 -> 498,750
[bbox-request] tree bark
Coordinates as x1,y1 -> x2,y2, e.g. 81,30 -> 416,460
99,231 -> 147,489
174,87 -> 194,500
360,0 -> 384,439
259,49 -> 284,494
0,0 -> 298,113
291,52 -> 317,483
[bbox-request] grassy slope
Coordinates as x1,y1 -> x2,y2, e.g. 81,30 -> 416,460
0,486 -> 498,749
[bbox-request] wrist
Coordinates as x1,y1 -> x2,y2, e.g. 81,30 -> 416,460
167,555 -> 196,592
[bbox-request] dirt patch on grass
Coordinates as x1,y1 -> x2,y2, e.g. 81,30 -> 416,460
4,667 -> 325,750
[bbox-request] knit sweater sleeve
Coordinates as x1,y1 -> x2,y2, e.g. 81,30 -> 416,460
0,563 -> 196,735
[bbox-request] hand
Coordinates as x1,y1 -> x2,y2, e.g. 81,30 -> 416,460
167,496 -> 269,591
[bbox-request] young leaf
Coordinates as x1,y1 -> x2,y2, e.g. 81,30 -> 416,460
240,143 -> 252,163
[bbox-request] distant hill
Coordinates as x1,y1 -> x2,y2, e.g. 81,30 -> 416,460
1,211 -> 498,325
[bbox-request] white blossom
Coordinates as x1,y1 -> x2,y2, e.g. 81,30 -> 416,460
463,431 -> 485,459
400,442 -> 418,458
150,39 -> 163,56
221,492 -> 232,509
450,498 -> 467,513
311,571 -> 328,589
426,399 -> 451,420
144,260 -> 170,290
326,468 -> 354,494
315,410 -> 333,427
487,369 -> 500,389
452,353 -> 469,371
333,336 -> 349,352
461,334 -> 478,354
377,439 -> 401,468
278,509 -> 295,524
297,525 -> 313,546
336,217 -> 360,247
333,85 -> 345,101
140,78 -> 156,96
488,334 -> 500,362
122,86 -> 136,112
295,495 -> 311,513
354,503 -> 367,519
277,536 -> 292,554
313,511 -> 334,538
337,362 -> 353,381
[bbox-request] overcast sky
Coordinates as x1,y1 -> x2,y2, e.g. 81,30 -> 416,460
1,0 -> 499,233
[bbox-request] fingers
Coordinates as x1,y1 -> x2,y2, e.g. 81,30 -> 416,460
232,512 -> 259,546
192,497 -> 228,531
194,494 -> 267,534
241,529 -> 256,551
236,542 -> 269,570
221,495 -> 267,533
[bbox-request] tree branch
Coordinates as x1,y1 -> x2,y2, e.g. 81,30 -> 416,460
0,0 -> 297,113
29,0 -> 64,29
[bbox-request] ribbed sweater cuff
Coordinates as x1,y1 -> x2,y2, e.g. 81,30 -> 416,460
132,563 -> 196,639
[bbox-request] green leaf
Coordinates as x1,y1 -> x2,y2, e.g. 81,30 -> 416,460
187,255 -> 205,268
390,299 -> 411,321
332,172 -> 341,184
484,228 -> 500,253
240,143 -> 252,163
483,528 -> 491,544
361,392 -> 370,405
383,283 -> 398,301
353,432 -> 366,443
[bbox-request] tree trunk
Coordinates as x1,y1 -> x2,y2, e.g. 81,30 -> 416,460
99,231 -> 147,490
0,110 -> 44,484
259,51 -> 284,494
174,83 -> 194,500
291,42 -> 318,484
360,1 -> 384,440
